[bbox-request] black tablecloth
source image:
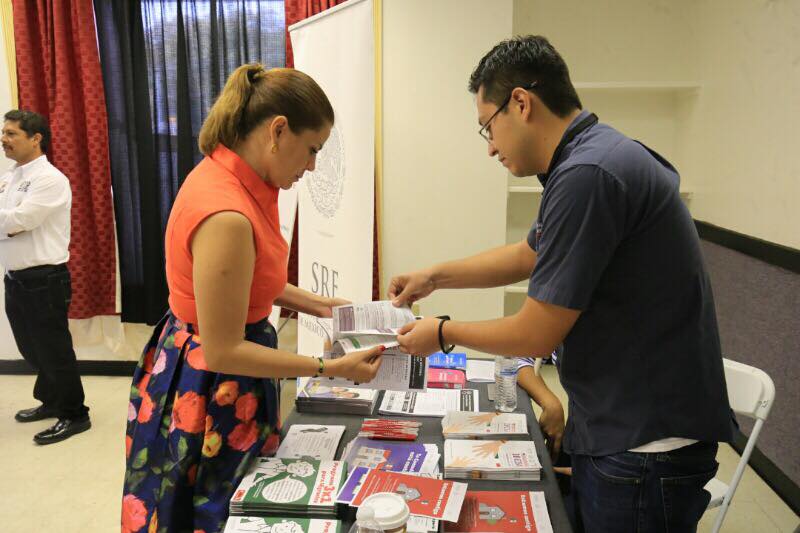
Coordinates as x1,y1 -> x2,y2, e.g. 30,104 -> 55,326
282,380 -> 573,532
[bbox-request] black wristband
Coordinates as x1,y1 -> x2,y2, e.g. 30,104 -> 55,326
437,315 -> 455,354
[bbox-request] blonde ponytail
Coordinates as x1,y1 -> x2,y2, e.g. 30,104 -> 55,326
198,63 -> 334,155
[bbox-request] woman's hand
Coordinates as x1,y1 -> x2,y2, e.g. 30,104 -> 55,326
396,317 -> 441,356
274,285 -> 350,318
329,345 -> 385,383
316,296 -> 351,318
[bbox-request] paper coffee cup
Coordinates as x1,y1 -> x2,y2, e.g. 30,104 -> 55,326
359,492 -> 410,532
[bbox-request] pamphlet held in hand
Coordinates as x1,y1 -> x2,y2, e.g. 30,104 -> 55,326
317,301 -> 428,391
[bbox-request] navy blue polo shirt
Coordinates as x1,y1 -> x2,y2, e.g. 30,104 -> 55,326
528,110 -> 733,456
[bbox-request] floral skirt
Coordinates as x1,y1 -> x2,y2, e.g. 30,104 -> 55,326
121,311 -> 281,533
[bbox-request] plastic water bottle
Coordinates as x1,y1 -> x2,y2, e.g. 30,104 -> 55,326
494,356 -> 518,412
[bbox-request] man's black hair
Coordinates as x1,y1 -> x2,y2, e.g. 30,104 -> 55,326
469,35 -> 582,117
4,109 -> 51,152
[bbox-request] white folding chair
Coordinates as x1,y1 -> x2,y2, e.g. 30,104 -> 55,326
705,358 -> 775,533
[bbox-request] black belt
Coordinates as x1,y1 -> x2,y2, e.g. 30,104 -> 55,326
5,263 -> 67,281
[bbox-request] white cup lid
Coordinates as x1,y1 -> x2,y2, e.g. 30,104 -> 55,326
359,492 -> 410,529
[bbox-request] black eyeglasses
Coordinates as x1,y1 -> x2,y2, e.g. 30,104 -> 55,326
478,81 -> 538,143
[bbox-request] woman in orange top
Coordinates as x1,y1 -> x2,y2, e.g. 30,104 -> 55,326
121,64 -> 384,533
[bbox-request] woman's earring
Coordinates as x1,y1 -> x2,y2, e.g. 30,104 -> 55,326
271,144 -> 278,153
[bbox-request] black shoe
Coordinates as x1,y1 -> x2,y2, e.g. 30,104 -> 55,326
33,416 -> 91,445
15,404 -> 58,423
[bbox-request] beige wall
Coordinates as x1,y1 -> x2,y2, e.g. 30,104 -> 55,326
513,0 -> 699,82
513,0 -> 700,194
381,0 -> 513,345
683,0 -> 800,249
513,0 -> 799,249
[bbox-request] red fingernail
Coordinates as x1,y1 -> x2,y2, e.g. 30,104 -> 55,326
378,345 -> 386,352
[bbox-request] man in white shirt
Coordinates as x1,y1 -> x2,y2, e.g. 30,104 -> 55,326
1,110 -> 90,444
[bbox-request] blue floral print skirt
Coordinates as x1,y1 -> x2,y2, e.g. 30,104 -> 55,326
121,311 -> 281,533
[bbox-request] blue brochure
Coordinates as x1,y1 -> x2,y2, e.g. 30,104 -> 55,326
427,352 -> 467,371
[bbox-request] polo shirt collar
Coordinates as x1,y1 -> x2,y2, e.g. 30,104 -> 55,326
210,143 -> 279,207
537,109 -> 593,187
13,154 -> 48,179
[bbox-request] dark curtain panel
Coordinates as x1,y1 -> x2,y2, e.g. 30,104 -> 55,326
95,0 -> 285,324
95,0 -> 167,325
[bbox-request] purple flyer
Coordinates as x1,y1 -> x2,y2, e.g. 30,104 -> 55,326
342,438 -> 428,474
336,466 -> 371,505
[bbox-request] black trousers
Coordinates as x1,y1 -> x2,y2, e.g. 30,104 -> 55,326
4,264 -> 88,419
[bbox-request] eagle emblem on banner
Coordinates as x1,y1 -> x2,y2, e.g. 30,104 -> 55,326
306,124 -> 346,219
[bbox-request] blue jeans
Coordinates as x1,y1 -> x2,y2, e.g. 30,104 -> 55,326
571,441 -> 719,533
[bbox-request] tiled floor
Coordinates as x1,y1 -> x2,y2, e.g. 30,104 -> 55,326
0,321 -> 797,532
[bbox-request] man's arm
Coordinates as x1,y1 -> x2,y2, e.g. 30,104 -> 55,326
389,239 -> 536,306
429,239 -> 537,289
397,295 -> 579,357
0,174 -> 69,235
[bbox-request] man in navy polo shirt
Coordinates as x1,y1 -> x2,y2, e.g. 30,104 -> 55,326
392,35 -> 732,532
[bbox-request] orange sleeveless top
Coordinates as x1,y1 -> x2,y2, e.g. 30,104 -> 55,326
165,144 -> 289,325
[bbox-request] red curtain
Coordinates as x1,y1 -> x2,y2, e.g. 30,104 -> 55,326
12,0 -> 116,319
284,0 -> 381,301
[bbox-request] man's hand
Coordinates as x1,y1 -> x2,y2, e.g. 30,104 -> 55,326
539,396 -> 565,459
388,269 -> 436,307
396,317 -> 441,356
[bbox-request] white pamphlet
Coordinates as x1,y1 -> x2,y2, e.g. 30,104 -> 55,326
466,359 -> 495,382
275,424 -> 346,461
441,411 -> 528,438
443,439 -> 542,480
318,301 -> 428,392
379,389 -> 479,417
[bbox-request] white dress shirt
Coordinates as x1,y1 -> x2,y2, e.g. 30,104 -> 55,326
0,155 -> 71,271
